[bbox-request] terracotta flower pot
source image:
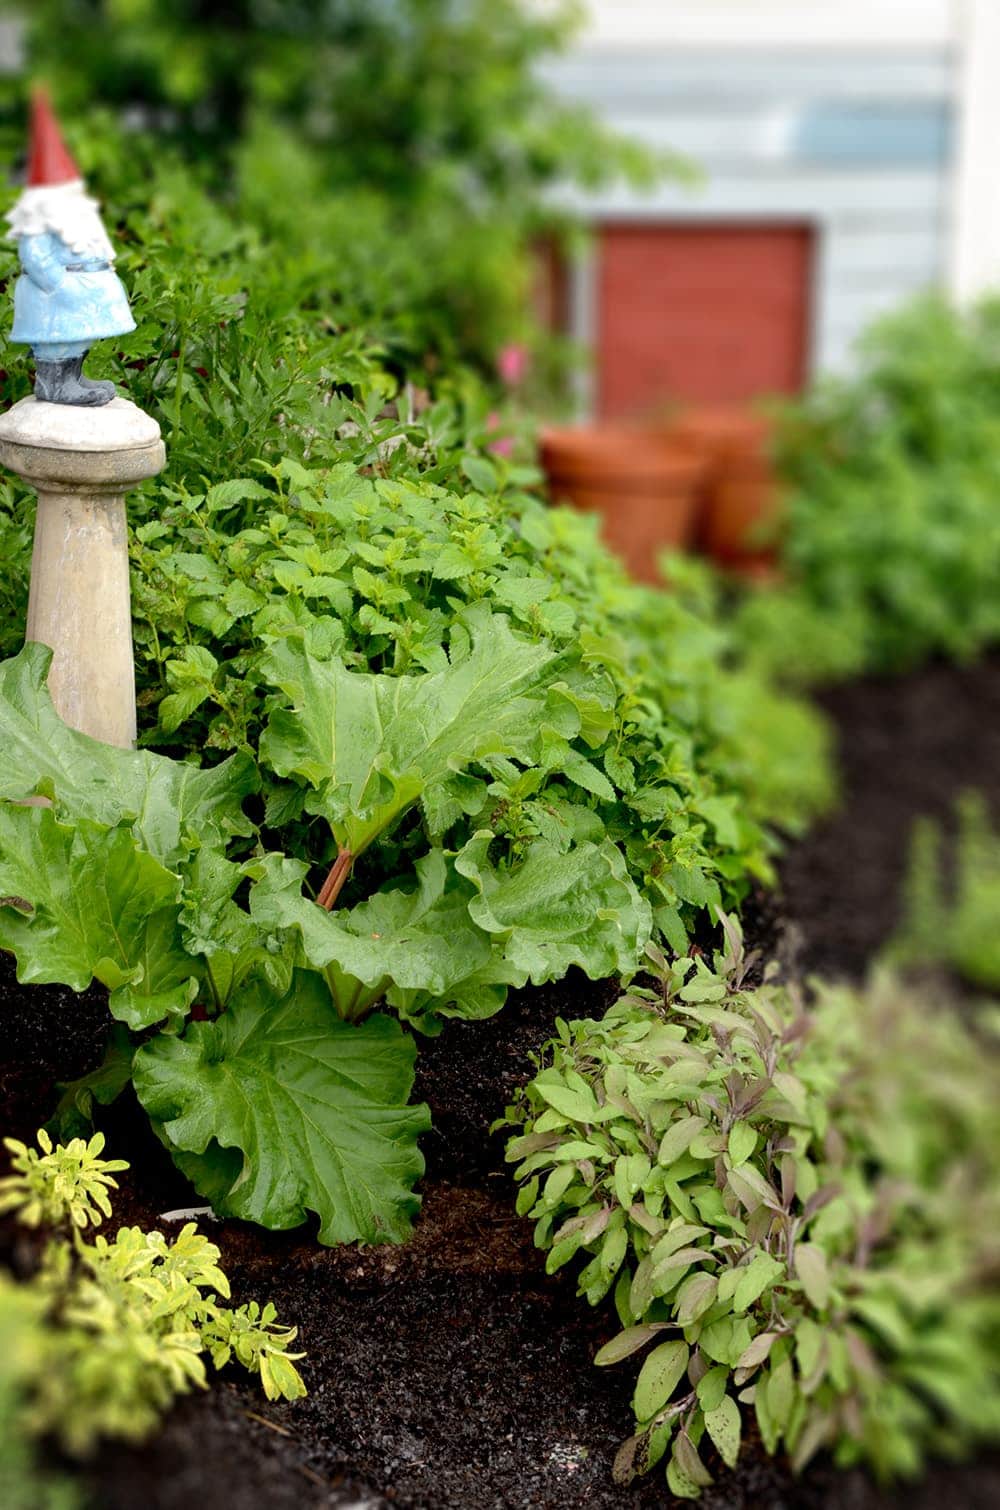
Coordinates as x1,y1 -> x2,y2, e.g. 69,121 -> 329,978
539,425 -> 705,584
668,405 -> 782,572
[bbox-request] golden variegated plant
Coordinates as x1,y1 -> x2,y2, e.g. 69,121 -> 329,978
1,1131 -> 306,1460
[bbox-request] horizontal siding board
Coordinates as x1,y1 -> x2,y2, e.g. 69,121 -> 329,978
573,1 -> 955,50
540,50 -> 955,106
594,103 -> 952,168
816,277 -> 941,369
552,171 -> 947,220
823,225 -> 945,281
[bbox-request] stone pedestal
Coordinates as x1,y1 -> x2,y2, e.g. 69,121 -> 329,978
0,396 -> 165,748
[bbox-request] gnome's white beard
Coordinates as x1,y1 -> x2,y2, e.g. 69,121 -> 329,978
5,181 -> 116,260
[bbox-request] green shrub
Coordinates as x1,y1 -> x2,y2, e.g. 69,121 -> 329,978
890,792 -> 1000,991
742,295 -> 1000,683
124,455 -> 833,928
1,0 -> 660,382
500,918 -> 1000,1495
0,1129 -> 305,1469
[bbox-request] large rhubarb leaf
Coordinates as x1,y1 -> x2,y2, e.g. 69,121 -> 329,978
247,848 -> 500,1025
178,845 -> 294,1008
455,831 -> 652,982
259,608 -> 558,854
0,803 -> 199,1026
133,971 -> 429,1244
0,644 -> 256,866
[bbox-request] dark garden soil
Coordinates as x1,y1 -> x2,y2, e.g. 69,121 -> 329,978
4,655 -> 1000,1510
777,652 -> 1000,983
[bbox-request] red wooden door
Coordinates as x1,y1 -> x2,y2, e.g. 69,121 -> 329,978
596,223 -> 814,419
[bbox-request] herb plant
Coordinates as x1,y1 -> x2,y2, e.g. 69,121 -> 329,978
889,792 -> 1000,991
0,1129 -> 306,1465
501,919 -> 1000,1496
0,1276 -> 78,1510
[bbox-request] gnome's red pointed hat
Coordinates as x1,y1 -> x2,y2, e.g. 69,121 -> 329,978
26,88 -> 81,188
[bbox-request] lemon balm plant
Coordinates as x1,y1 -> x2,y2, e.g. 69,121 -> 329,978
501,918 -> 1000,1496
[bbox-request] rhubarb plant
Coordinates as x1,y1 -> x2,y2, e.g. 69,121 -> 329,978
0,626 -> 648,1244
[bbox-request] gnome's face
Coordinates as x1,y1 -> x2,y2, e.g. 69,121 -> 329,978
6,179 -> 115,261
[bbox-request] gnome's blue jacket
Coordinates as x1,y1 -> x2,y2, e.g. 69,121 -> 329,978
11,232 -> 135,346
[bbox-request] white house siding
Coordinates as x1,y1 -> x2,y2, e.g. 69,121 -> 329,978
0,16 -> 23,73
541,40 -> 956,379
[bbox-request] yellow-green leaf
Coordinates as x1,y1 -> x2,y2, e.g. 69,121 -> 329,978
633,1340 -> 689,1420
705,1394 -> 742,1469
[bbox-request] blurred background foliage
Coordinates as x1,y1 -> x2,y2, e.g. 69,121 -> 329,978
0,0 -> 658,383
741,294 -> 1000,684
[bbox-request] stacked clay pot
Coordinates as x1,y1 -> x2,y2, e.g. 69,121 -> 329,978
538,425 -> 705,584
668,405 -> 782,573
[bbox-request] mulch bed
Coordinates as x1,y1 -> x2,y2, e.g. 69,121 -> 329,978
3,655 -> 1000,1509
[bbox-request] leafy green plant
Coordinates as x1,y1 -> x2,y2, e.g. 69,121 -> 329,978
0,35 -> 832,1248
889,792 -> 1000,991
125,455 -> 830,936
0,631 -> 653,1242
0,1128 -> 305,1471
500,918 -> 1000,1495
740,294 -> 1000,683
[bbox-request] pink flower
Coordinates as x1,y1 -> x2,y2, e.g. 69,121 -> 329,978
486,409 -> 515,457
497,342 -> 529,387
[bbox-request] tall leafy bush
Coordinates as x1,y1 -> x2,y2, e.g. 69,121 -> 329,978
1,0 -> 658,379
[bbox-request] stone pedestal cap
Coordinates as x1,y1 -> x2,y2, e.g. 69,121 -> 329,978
0,395 -> 166,491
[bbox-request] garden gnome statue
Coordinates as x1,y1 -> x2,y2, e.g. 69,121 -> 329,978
0,88 -> 164,750
6,88 -> 135,406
